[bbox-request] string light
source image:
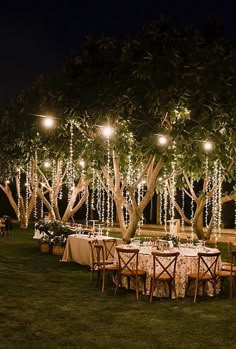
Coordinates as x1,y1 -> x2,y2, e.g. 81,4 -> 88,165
25,162 -> 30,228
34,149 -> 38,219
68,123 -> 74,202
58,161 -> 63,200
159,191 -> 163,225
163,169 -> 168,232
181,188 -> 185,233
190,176 -> 194,242
235,164 -> 236,229
17,168 -> 21,221
204,155 -> 209,228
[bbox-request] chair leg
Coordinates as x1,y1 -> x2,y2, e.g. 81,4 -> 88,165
149,278 -> 154,303
143,275 -> 147,295
114,273 -> 121,296
135,277 -> 139,301
194,280 -> 199,303
101,269 -> 106,293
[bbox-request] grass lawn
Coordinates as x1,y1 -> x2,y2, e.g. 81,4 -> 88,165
0,226 -> 235,349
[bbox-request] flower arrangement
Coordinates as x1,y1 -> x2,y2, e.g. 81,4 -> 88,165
160,234 -> 180,247
35,219 -> 73,247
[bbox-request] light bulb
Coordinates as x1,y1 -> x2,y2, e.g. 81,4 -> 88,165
102,126 -> 113,138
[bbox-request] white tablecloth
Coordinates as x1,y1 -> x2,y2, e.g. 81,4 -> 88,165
62,234 -> 121,267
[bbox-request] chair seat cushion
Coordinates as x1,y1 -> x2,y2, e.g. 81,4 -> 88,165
105,263 -> 119,270
221,265 -> 236,272
188,273 -> 213,280
216,270 -> 234,277
121,268 -> 146,276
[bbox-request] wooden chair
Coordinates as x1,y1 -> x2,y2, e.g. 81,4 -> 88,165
102,238 -> 117,261
186,251 -> 221,303
93,244 -> 119,292
114,247 -> 147,301
88,240 -> 98,284
149,251 -> 180,303
216,250 -> 236,298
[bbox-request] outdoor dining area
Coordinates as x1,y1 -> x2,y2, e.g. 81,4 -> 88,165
60,225 -> 236,303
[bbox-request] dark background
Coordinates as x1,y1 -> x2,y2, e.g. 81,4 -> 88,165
1,0 -> 236,105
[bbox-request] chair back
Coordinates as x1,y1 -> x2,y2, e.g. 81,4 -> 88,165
151,251 -> 180,280
231,250 -> 236,273
116,247 -> 139,277
93,244 -> 106,269
102,239 -> 117,260
88,239 -> 98,267
197,252 -> 221,279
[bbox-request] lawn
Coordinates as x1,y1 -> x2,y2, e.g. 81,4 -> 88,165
0,226 -> 235,349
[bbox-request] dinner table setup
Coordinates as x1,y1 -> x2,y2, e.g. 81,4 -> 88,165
61,229 -> 121,267
114,237 -> 222,299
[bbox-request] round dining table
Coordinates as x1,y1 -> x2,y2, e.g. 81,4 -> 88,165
114,244 -> 222,298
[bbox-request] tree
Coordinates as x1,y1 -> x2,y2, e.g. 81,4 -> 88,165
1,17 -> 236,239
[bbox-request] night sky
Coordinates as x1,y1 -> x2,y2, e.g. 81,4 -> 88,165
1,0 -> 236,106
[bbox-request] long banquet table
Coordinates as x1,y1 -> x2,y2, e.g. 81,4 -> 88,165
62,234 -> 121,267
114,245 -> 222,298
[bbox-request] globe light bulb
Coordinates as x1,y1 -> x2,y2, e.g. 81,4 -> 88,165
43,117 -> 54,128
79,160 -> 85,168
44,160 -> 51,168
102,126 -> 113,138
203,141 -> 214,152
158,135 -> 168,146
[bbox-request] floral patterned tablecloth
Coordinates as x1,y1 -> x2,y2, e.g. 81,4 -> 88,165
115,245 -> 222,298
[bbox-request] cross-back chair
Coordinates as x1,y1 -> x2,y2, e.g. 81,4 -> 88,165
93,244 -> 119,292
88,239 -> 98,284
186,251 -> 221,303
114,247 -> 147,301
149,251 -> 180,303
216,250 -> 236,298
102,238 -> 117,261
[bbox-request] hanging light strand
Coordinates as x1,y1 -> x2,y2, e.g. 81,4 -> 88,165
163,168 -> 168,232
34,150 -> 38,219
17,168 -> 21,221
204,155 -> 209,228
106,138 -> 111,228
190,176 -> 194,241
234,163 -> 236,229
68,123 -> 74,202
181,188 -> 185,232
217,161 -> 222,237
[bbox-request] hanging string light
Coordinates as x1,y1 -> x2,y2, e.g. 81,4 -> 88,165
159,191 -> 163,226
91,164 -> 96,211
234,163 -> 236,229
17,168 -> 21,221
181,188 -> 185,233
102,185 -> 105,223
58,161 -> 63,200
163,168 -> 168,233
204,155 -> 209,228
68,123 -> 74,202
106,136 -> 111,228
85,195 -> 89,226
25,162 -> 30,228
212,160 -> 219,242
51,159 -> 56,212
169,161 -> 176,223
96,177 -> 102,221
34,150 -> 38,219
217,161 -> 222,237
190,176 -> 194,242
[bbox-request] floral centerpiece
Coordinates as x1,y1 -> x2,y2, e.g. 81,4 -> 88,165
35,219 -> 73,254
159,234 -> 180,248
